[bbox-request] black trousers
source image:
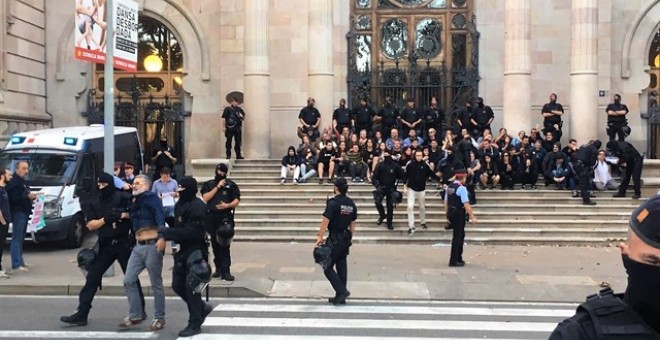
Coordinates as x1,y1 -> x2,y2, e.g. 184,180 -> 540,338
575,163 -> 593,203
466,184 -> 477,205
225,127 -> 242,157
206,215 -> 232,275
448,212 -> 466,264
324,255 -> 348,296
520,171 -> 538,186
618,157 -> 643,196
78,240 -> 145,315
607,122 -> 627,142
0,223 -> 7,271
172,253 -> 205,329
374,187 -> 395,226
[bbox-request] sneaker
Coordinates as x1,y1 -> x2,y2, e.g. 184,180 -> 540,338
531,185 -> 538,190
327,178 -> 333,184
14,266 -> 29,273
421,223 -> 428,230
376,216 -> 384,225
318,179 -> 324,185
294,178 -> 299,185
178,325 -> 201,337
358,178 -> 365,183
117,316 -> 143,328
589,191 -> 597,198
407,227 -> 415,236
0,270 -> 9,279
351,178 -> 357,183
521,185 -> 526,190
280,178 -> 286,185
148,318 -> 166,331
60,310 -> 88,326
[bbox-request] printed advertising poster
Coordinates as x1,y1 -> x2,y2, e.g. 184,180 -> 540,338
74,0 -> 138,72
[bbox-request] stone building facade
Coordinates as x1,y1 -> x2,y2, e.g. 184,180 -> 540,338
0,0 -> 658,172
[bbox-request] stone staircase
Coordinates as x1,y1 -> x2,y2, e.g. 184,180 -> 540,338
187,158 -> 659,246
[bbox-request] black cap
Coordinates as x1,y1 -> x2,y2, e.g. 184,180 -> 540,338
98,172 -> 114,184
629,195 -> 660,248
333,177 -> 348,193
216,163 -> 229,173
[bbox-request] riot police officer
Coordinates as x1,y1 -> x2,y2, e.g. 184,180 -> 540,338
201,163 -> 240,281
159,177 -> 213,337
315,178 -> 357,306
606,94 -> 630,142
575,140 -> 601,205
372,152 -> 404,230
444,168 -> 477,267
550,195 -> 660,339
608,140 -> 643,200
223,96 -> 245,159
60,173 -> 145,326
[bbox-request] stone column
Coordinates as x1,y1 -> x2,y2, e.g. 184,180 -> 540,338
503,0 -> 531,134
243,0 -> 271,158
308,0 -> 334,129
570,0 -> 599,144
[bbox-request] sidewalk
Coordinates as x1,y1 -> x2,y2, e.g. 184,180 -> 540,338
0,241 -> 627,303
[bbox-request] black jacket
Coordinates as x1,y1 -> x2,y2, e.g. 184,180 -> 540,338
611,141 -> 641,162
84,190 -> 132,240
405,160 -> 433,192
160,198 -> 207,254
372,160 -> 404,189
6,175 -> 32,215
576,144 -> 598,167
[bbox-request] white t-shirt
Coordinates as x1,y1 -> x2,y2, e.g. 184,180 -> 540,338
594,160 -> 611,184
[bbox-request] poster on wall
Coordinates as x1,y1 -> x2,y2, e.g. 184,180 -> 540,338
74,0 -> 138,72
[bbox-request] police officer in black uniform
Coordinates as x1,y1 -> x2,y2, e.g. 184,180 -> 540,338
606,94 -> 630,142
372,152 -> 404,230
550,195 -> 660,339
575,140 -> 601,205
332,98 -> 353,136
444,168 -> 478,267
400,97 -> 422,138
541,93 -> 565,140
353,97 -> 377,136
315,178 -> 357,306
608,140 -> 643,200
222,96 -> 246,160
60,173 -> 145,326
159,177 -> 213,337
470,97 -> 494,137
424,96 -> 445,139
377,96 -> 399,140
201,163 -> 240,281
298,97 -> 321,142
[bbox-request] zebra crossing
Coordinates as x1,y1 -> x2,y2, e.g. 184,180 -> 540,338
183,298 -> 577,339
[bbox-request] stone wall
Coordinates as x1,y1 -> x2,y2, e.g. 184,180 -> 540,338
0,0 -> 51,140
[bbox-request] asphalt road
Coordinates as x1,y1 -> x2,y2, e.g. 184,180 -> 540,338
0,296 -> 577,339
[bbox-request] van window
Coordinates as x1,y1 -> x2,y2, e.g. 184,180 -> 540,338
0,152 -> 78,186
76,153 -> 97,196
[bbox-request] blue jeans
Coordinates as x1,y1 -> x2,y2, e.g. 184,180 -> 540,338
10,212 -> 28,269
123,243 -> 165,320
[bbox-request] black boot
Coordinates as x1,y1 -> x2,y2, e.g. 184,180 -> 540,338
60,310 -> 88,326
178,325 -> 202,337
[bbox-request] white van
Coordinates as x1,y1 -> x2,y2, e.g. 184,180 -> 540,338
1,125 -> 144,248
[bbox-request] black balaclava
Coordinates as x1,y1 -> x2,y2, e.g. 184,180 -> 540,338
614,95 -> 621,105
98,172 -> 116,200
622,195 -> 660,332
215,163 -> 228,183
477,97 -> 484,108
177,177 -> 198,203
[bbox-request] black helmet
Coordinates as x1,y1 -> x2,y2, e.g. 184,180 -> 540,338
391,190 -> 403,204
216,217 -> 235,239
313,244 -> 333,270
77,248 -> 97,272
621,125 -> 631,137
186,250 -> 212,294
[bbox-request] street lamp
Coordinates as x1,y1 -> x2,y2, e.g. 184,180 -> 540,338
144,54 -> 163,72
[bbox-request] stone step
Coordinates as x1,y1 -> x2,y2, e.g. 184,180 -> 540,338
234,225 -> 626,238
239,195 -> 639,205
234,210 -> 631,220
233,218 -> 626,228
238,202 -> 638,212
231,235 -> 625,246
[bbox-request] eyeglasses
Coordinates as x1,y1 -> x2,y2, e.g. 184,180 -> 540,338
133,182 -> 145,187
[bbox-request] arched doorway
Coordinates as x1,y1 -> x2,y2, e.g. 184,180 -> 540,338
646,27 -> 660,158
85,16 -> 186,176
346,0 -> 479,120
